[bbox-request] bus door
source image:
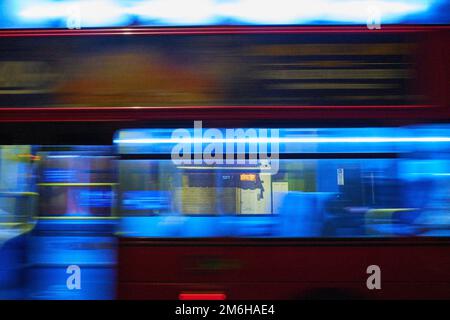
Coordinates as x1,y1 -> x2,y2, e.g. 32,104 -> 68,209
27,146 -> 117,300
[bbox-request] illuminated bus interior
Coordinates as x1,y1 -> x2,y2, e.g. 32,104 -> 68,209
115,125 -> 450,238
1,125 -> 449,238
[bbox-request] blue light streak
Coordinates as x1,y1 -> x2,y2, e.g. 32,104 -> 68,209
0,0 -> 447,29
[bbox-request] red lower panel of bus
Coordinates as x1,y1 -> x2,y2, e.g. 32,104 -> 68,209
118,238 -> 450,299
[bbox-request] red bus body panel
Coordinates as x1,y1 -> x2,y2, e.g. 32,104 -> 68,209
118,238 -> 450,299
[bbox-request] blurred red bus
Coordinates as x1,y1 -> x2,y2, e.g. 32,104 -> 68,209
0,25 -> 449,299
